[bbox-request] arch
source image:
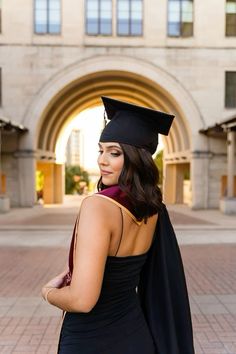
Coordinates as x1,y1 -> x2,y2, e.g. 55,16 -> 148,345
19,54 -> 208,207
21,54 -> 205,154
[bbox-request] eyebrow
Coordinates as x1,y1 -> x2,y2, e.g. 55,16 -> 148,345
98,143 -> 122,150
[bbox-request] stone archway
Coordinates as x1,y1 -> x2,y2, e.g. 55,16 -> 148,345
20,54 -> 206,207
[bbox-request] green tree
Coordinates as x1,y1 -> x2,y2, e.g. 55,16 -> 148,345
154,150 -> 163,185
35,170 -> 44,200
65,165 -> 90,195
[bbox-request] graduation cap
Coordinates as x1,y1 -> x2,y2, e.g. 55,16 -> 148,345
100,96 -> 174,154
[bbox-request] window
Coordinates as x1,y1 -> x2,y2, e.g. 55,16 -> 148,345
225,72 -> 236,108
34,0 -> 61,34
226,0 -> 236,36
86,0 -> 112,35
85,0 -> 143,36
168,0 -> 193,37
117,0 -> 143,36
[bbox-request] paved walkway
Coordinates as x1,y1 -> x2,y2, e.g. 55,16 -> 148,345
0,197 -> 236,353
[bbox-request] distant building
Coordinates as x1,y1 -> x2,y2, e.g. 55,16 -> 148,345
0,0 -> 235,212
66,129 -> 84,167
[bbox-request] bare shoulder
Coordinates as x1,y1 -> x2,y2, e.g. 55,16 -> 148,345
79,194 -> 120,220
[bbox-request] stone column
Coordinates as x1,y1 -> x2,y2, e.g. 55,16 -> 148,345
175,164 -> 185,204
227,130 -> 235,198
163,163 -> 176,204
54,163 -> 64,204
220,130 -> 236,214
36,161 -> 64,204
190,151 -> 211,209
163,163 -> 185,204
16,150 -> 37,207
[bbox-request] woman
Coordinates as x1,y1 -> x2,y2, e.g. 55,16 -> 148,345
42,97 -> 195,354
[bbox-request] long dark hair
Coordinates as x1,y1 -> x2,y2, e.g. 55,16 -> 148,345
97,143 -> 163,221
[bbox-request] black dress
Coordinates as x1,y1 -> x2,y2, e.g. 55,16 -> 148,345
58,254 -> 155,354
58,186 -> 195,354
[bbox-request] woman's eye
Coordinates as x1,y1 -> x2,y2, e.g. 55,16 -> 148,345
98,149 -> 121,156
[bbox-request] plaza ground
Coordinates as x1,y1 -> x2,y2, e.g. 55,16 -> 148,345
0,196 -> 235,354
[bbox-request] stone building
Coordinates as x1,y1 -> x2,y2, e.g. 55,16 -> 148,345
66,129 -> 84,167
0,0 -> 235,212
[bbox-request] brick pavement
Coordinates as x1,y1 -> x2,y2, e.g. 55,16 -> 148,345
0,203 -> 236,354
182,246 -> 236,354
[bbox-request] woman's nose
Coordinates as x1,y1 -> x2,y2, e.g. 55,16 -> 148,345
98,153 -> 108,165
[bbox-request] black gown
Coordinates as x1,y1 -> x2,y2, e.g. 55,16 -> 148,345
58,186 -> 195,354
58,254 -> 155,354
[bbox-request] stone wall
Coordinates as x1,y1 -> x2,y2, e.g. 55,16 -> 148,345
0,0 -> 236,208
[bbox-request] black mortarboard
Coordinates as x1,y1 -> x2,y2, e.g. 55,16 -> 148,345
99,96 -> 174,154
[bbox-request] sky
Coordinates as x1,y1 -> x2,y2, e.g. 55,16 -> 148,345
56,106 -> 104,172
56,105 -> 163,172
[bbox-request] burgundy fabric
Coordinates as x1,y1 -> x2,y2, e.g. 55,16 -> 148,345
96,185 -> 132,212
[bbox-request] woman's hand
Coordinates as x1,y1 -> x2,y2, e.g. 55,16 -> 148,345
42,269 -> 69,300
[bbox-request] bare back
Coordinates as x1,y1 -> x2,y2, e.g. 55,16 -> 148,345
94,195 -> 158,257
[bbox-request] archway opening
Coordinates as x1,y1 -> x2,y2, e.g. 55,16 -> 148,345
35,70 -> 191,205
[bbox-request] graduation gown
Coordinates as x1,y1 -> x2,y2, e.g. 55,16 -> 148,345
138,204 -> 195,354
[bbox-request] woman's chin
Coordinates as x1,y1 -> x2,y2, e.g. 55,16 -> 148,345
101,176 -> 117,186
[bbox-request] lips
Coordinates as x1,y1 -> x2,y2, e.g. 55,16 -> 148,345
100,170 -> 112,175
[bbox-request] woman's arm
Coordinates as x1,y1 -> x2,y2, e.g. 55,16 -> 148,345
41,196 -> 112,312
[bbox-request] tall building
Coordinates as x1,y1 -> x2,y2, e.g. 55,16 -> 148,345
66,129 -> 84,167
0,0 -> 235,212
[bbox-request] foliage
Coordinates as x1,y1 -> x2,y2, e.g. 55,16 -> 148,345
65,165 -> 90,195
184,168 -> 190,180
35,170 -> 44,192
154,149 -> 163,185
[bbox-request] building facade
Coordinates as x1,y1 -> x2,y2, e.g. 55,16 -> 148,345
0,0 -> 236,211
66,129 -> 84,167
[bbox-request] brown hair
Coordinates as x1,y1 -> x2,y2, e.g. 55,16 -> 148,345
97,143 -> 163,221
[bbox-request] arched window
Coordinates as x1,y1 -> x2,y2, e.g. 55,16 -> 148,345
168,0 -> 193,37
34,0 -> 61,34
86,0 -> 112,35
226,0 -> 236,36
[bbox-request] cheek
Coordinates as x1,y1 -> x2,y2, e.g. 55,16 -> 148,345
115,156 -> 124,173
